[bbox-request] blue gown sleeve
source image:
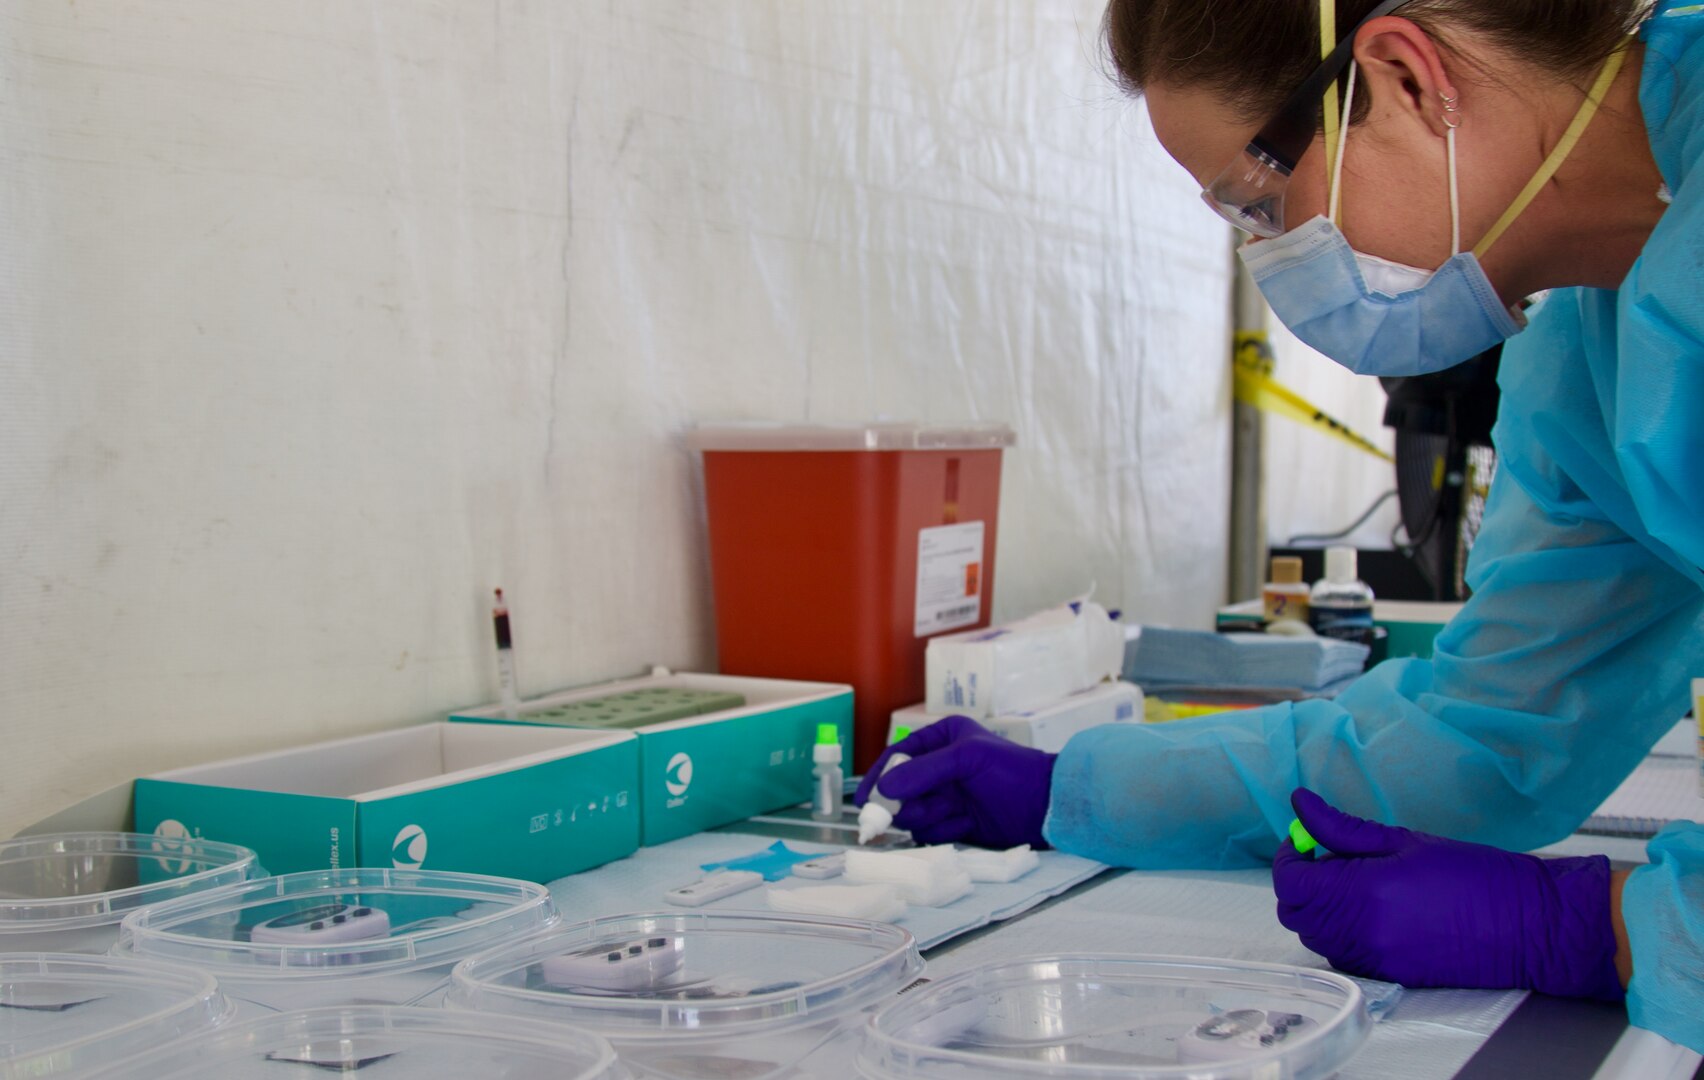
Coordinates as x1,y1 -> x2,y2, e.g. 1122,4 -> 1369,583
1625,824 -> 1704,1053
1045,315 -> 1704,867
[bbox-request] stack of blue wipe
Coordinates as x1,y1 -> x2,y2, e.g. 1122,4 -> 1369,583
1123,627 -> 1369,696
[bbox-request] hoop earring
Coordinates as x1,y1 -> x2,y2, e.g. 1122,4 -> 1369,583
1440,90 -> 1462,254
1440,90 -> 1462,130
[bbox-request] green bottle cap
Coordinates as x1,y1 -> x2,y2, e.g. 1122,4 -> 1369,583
816,723 -> 839,745
891,726 -> 912,744
1289,818 -> 1319,855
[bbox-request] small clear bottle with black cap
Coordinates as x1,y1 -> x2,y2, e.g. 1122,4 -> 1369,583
1308,546 -> 1376,646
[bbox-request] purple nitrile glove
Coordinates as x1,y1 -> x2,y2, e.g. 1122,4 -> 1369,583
853,715 -> 1055,849
1273,788 -> 1623,1000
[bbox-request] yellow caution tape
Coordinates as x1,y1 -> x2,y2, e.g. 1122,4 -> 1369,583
1233,332 -> 1395,463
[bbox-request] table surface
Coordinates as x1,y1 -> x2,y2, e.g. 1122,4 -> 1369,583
900,837 -> 1701,1080
919,867 -> 1525,1080
707,806 -> 1699,1080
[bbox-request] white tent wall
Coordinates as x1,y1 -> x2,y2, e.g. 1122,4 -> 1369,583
1264,321 -> 1402,554
0,0 -> 1232,836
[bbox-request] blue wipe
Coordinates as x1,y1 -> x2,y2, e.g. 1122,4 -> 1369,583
699,840 -> 817,882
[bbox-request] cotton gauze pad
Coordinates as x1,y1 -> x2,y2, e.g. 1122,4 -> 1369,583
895,845 -> 962,866
957,845 -> 1041,883
767,883 -> 906,923
844,849 -> 972,907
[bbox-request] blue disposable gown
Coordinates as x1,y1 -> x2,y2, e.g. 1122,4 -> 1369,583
1047,1 -> 1704,1053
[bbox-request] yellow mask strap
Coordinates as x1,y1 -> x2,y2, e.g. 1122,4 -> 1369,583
1320,1 -> 1342,224
1471,42 -> 1631,259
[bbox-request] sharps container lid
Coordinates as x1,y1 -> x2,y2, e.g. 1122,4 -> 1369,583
688,422 -> 1016,452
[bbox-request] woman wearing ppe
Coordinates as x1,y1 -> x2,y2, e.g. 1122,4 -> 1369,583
856,0 -> 1704,1053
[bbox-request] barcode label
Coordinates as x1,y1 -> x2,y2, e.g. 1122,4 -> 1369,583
915,522 -> 985,637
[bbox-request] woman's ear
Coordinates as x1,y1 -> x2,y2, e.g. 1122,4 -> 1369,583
1353,15 -> 1458,138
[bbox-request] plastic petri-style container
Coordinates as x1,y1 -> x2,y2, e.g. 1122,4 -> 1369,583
112,869 -> 557,1013
0,832 -> 262,954
1,954 -> 231,1078
77,1005 -> 624,1080
690,422 -> 1016,772
855,955 -> 1373,1080
449,911 -> 924,1080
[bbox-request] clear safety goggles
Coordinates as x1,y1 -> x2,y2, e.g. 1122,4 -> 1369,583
1201,0 -> 1415,238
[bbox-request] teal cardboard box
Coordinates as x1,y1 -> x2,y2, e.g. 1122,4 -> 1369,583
452,671 -> 854,845
134,723 -> 639,882
1373,600 -> 1464,660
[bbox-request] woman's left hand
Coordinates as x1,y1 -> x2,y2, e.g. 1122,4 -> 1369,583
1273,788 -> 1624,1000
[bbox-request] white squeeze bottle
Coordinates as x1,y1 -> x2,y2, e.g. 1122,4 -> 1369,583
858,754 -> 911,844
1309,546 -> 1376,646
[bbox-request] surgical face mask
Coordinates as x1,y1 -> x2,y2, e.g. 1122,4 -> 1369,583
1240,215 -> 1525,378
1236,43 -> 1627,377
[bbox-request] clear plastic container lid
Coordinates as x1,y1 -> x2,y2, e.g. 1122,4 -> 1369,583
1,954 -> 231,1076
0,833 -> 261,944
856,955 -> 1372,1080
449,911 -> 923,1037
78,1005 -> 622,1079
113,869 -> 556,985
688,422 -> 1016,452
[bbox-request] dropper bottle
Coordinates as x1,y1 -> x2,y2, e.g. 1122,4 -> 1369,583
811,724 -> 844,822
857,753 -> 910,844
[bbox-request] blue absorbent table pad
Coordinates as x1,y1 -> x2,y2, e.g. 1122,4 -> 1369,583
547,829 -> 1107,951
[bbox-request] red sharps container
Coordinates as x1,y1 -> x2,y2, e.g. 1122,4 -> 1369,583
689,423 -> 1015,772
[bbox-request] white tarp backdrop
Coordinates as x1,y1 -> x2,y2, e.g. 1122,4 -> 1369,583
0,0 -> 1232,835
1266,322 -> 1402,553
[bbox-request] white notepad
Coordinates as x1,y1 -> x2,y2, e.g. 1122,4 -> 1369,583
1582,748 -> 1704,838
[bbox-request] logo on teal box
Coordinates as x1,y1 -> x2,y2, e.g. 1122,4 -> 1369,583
391,824 -> 428,869
152,819 -> 197,875
665,752 -> 694,807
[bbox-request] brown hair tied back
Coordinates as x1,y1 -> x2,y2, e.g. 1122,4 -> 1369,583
1104,0 -> 1646,126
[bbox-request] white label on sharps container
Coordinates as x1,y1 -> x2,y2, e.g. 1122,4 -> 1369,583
916,522 -> 985,637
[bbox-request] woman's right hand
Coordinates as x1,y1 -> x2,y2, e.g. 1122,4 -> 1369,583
854,715 -> 1056,850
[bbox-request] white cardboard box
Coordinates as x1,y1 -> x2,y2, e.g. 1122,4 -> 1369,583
925,603 -> 1125,718
892,681 -> 1142,753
